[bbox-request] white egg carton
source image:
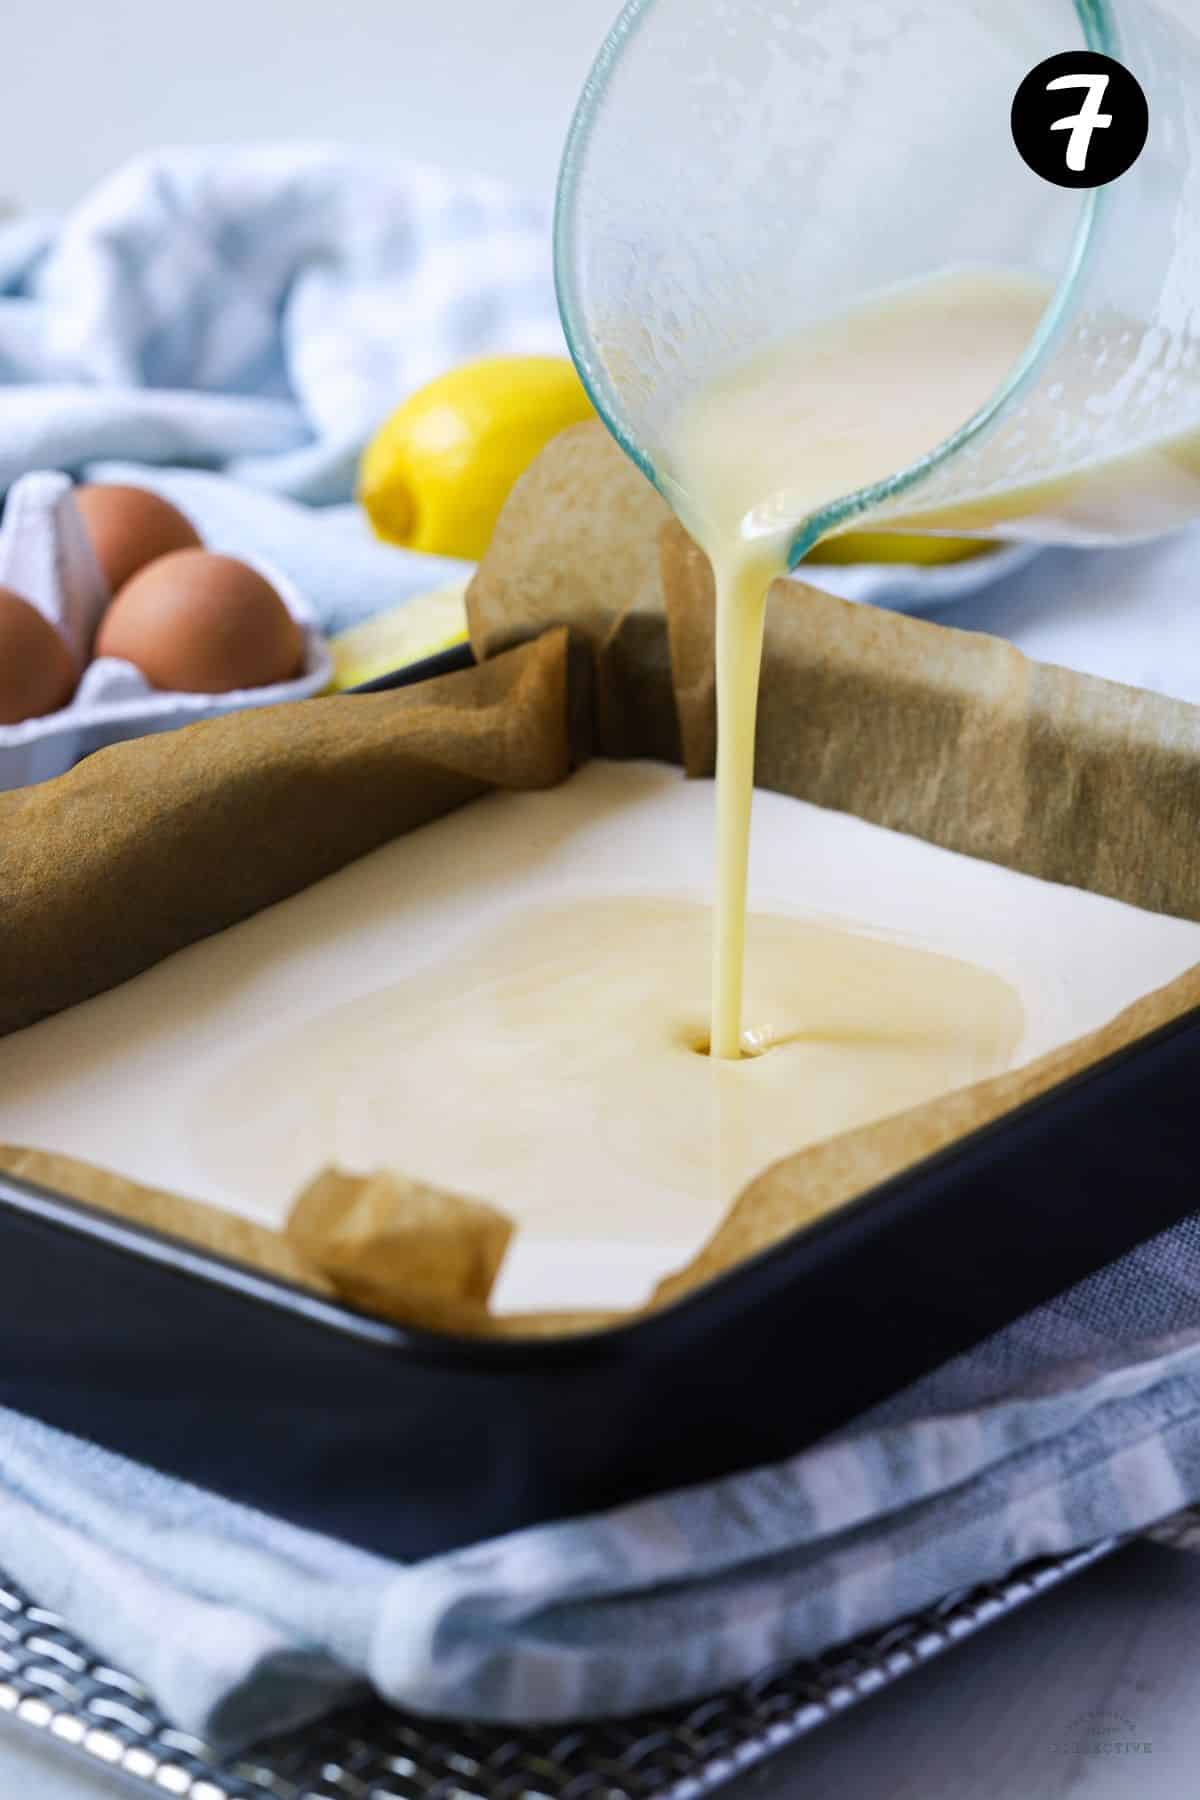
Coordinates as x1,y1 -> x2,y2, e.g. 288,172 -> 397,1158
0,472 -> 332,792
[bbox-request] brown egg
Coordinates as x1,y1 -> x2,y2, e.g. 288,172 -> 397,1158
74,485 -> 203,595
0,587 -> 78,724
95,550 -> 305,694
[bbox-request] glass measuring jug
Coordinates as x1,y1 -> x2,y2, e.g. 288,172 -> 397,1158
554,0 -> 1200,560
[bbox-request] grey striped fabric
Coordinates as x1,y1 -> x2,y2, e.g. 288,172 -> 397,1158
0,1216 -> 1198,1746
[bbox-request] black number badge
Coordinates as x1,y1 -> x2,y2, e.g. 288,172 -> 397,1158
1012,51 -> 1149,189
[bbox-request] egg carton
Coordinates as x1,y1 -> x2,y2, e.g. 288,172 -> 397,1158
0,473 -> 333,792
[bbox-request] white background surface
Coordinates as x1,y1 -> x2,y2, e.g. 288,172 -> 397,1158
4,0 -> 1194,217
1,0 -> 615,214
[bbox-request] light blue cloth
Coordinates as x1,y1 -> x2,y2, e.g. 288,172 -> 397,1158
2,1227 -> 1200,1749
0,146 -> 561,632
4,147 -> 1200,1753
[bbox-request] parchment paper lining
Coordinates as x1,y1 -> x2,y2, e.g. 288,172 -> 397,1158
2,421 -> 1198,1336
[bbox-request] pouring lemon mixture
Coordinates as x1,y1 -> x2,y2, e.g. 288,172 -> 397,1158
664,266 -> 1200,1058
662,269 -> 1051,1057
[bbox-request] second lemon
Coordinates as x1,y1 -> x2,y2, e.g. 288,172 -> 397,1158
359,356 -> 595,562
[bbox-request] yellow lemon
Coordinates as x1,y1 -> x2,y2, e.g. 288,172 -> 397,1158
359,356 -> 595,561
329,582 -> 469,691
804,530 -> 998,567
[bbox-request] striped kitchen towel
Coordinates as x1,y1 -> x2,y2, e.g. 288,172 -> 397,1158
1,1213 -> 1199,1748
0,146 -> 560,633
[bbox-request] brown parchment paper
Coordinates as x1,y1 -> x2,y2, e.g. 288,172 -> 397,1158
0,630 -> 572,1040
4,418 -> 1200,1335
468,423 -> 681,764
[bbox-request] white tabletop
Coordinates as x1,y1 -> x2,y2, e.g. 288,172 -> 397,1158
732,1538 -> 1196,1798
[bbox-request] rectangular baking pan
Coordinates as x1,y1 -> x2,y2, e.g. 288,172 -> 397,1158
0,643 -> 1196,1563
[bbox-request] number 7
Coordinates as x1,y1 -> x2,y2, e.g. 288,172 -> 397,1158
1047,73 -> 1114,172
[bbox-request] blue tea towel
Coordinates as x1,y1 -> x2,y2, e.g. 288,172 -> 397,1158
0,146 -> 561,633
2,1215 -> 1200,1750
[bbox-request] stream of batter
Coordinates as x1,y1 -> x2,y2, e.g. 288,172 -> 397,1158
665,266 -> 1200,1057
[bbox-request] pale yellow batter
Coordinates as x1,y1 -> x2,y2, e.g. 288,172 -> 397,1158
197,895 -> 1023,1249
665,270 -> 1052,563
6,765 -> 1200,1309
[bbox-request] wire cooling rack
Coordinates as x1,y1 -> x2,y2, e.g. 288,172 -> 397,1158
0,1534 -> 1123,1800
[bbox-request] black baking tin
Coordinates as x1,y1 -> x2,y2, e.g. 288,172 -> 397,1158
3,645 -> 1198,1563
350,640 -> 475,690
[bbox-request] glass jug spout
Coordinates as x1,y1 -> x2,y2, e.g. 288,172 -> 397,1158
555,0 -> 1200,560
